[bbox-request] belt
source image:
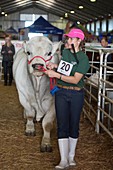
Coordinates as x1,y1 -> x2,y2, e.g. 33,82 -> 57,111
57,84 -> 81,91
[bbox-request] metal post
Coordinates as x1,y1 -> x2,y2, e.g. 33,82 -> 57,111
96,49 -> 103,133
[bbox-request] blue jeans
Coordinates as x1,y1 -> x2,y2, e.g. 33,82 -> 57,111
55,88 -> 84,139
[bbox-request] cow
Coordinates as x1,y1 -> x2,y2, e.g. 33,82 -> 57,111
87,71 -> 99,86
13,36 -> 61,152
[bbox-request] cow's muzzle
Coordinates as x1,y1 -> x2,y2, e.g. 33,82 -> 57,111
32,63 -> 46,72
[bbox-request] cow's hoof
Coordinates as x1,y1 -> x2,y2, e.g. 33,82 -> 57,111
25,131 -> 36,136
40,145 -> 47,152
46,145 -> 52,152
40,145 -> 52,152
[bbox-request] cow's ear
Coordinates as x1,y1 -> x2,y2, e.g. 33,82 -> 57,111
51,41 -> 62,56
23,41 -> 27,53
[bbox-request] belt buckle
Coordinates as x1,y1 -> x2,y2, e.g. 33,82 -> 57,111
72,87 -> 76,90
74,87 -> 76,90
68,86 -> 72,90
71,87 -> 73,90
67,86 -> 70,90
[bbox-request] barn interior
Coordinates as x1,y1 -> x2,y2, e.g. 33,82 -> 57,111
0,1 -> 113,170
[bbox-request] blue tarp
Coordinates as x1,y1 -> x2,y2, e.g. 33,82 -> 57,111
27,16 -> 63,35
5,26 -> 18,34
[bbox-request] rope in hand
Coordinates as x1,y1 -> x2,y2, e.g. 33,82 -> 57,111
39,66 -> 56,91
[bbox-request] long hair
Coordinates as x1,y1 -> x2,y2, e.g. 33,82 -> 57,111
4,35 -> 12,47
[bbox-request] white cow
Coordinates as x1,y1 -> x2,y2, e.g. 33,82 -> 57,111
13,36 -> 61,152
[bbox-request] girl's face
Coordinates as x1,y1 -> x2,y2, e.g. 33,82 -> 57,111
67,37 -> 81,49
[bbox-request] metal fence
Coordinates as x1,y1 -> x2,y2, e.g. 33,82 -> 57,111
0,55 -> 3,81
84,47 -> 113,139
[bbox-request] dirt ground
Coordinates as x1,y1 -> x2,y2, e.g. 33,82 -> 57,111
0,82 -> 113,170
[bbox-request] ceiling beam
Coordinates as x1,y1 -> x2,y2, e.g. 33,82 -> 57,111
0,1 -> 32,13
39,0 -> 99,19
37,1 -> 90,22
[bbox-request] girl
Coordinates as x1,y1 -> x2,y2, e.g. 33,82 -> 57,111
45,28 -> 90,169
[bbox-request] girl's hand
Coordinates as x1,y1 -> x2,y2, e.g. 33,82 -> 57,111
45,70 -> 60,78
46,62 -> 58,70
8,50 -> 13,54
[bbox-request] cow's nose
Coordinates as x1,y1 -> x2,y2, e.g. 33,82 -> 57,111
32,63 -> 44,69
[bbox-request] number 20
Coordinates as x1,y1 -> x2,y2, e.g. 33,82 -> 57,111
60,62 -> 70,71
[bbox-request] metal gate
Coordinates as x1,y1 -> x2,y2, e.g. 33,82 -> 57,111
84,46 -> 113,139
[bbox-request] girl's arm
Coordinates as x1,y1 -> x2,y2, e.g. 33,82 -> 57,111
45,70 -> 83,84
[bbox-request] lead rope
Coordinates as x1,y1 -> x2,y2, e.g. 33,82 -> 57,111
40,67 -> 56,91
50,77 -> 56,90
71,44 -> 79,64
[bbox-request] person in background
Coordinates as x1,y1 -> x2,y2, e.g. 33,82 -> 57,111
1,35 -> 15,86
100,36 -> 112,62
92,36 -> 99,43
101,36 -> 110,48
45,28 -> 90,169
101,36 -> 113,81
96,36 -> 113,62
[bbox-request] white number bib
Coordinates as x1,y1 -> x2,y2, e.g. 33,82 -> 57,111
57,60 -> 73,76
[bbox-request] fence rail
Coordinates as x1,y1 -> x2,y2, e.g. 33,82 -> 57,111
84,47 -> 113,139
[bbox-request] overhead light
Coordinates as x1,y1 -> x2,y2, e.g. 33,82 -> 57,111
60,17 -> 63,20
79,6 -> 83,9
5,14 -> 7,16
70,10 -> 75,14
1,11 -> 5,15
90,0 -> 96,2
77,21 -> 80,24
65,13 -> 68,17
108,14 -> 111,16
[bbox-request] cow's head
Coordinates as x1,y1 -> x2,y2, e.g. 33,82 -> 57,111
23,36 -> 61,76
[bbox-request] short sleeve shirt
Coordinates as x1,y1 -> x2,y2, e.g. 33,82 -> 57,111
57,49 -> 90,88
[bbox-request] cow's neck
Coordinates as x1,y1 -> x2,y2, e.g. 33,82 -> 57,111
33,75 -> 50,105
33,76 -> 42,93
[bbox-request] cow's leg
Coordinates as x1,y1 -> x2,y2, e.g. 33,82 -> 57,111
18,90 -> 36,136
25,116 -> 36,136
41,104 -> 55,152
23,109 -> 27,119
24,109 -> 36,136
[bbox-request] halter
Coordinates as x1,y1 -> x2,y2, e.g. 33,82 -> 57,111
28,55 -> 52,65
27,55 -> 56,91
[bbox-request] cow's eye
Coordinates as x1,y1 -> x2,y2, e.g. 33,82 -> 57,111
27,51 -> 30,55
48,52 -> 52,56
